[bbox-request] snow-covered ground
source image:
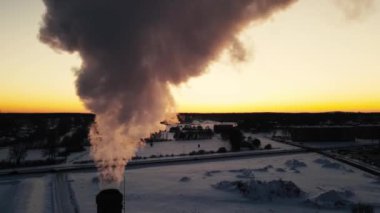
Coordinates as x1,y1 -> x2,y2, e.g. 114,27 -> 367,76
67,134 -> 298,163
65,136 -> 233,163
0,127 -> 299,164
1,152 -> 379,212
65,147 -> 91,163
0,136 -> 230,163
1,134 -> 379,213
0,175 -> 52,213
68,152 -> 380,213
136,136 -> 231,157
0,148 -> 47,161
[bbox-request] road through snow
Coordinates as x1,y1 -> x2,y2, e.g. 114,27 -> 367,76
52,173 -> 77,213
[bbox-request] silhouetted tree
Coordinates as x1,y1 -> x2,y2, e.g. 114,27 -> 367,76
64,128 -> 88,152
252,138 -> 261,149
217,147 -> 227,153
229,127 -> 243,152
264,144 -> 272,150
8,142 -> 28,165
43,130 -> 59,161
352,203 -> 374,213
30,118 -> 48,146
56,117 -> 72,136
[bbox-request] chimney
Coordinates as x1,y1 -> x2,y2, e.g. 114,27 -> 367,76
96,189 -> 123,213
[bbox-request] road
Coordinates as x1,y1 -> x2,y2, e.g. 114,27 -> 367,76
0,148 -> 305,176
269,136 -> 380,176
2,135 -> 378,177
51,173 -> 78,213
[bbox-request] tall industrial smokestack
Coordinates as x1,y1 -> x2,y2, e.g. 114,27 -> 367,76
96,189 -> 123,213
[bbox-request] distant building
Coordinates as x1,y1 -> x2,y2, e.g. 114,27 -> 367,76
148,130 -> 175,142
214,124 -> 234,134
173,125 -> 214,140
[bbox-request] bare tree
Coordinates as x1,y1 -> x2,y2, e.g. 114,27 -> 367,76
8,142 -> 28,165
42,130 -> 59,161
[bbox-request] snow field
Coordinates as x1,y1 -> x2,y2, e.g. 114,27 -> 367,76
68,152 -> 380,212
0,175 -> 52,213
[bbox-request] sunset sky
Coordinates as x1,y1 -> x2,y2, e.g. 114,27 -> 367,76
1,0 -> 380,113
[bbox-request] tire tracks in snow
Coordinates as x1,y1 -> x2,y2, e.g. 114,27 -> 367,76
52,173 -> 78,213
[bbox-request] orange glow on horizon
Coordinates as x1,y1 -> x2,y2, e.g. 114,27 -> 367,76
176,101 -> 380,113
0,100 -> 87,113
2,97 -> 380,113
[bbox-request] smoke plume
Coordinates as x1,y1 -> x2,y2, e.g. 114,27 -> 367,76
39,0 -> 296,186
333,0 -> 375,20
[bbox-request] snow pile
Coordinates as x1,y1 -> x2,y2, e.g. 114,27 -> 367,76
285,159 -> 307,169
253,165 -> 273,172
236,169 -> 255,179
179,177 -> 191,182
322,162 -> 344,170
230,166 -> 272,179
229,169 -> 244,173
213,181 -> 239,192
213,179 -> 303,201
204,170 -> 222,177
305,190 -> 354,208
314,158 -> 331,165
314,158 -> 353,172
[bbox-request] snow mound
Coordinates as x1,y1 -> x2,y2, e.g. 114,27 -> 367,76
229,169 -> 245,173
231,166 -> 272,179
314,158 -> 331,165
322,162 -> 343,169
285,159 -> 307,170
314,158 -> 354,172
305,190 -> 354,208
253,165 -> 273,172
213,179 -> 303,201
236,169 -> 255,179
179,177 -> 191,182
213,181 -> 239,192
204,170 -> 221,177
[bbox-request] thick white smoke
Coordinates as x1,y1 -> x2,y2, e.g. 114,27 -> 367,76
39,0 -> 299,186
333,0 -> 375,20
39,0 -> 375,187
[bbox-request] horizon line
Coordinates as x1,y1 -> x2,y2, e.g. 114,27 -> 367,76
2,111 -> 380,114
